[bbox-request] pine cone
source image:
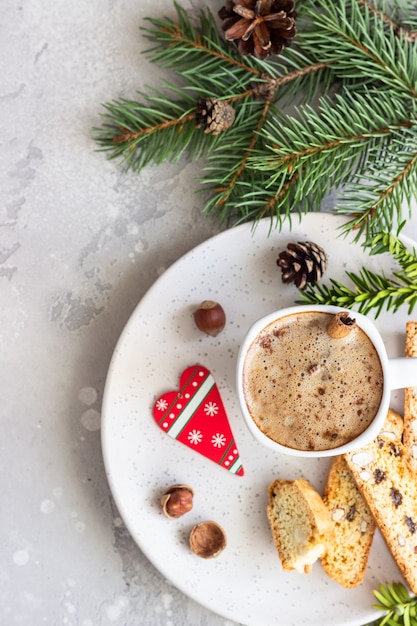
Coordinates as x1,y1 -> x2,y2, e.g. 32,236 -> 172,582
277,241 -> 328,290
219,0 -> 297,60
195,98 -> 235,135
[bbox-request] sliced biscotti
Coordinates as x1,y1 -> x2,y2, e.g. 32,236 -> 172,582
320,409 -> 402,588
344,434 -> 417,594
267,478 -> 334,574
405,321 -> 417,473
321,455 -> 376,587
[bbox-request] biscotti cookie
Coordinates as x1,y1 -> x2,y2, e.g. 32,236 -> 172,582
405,321 -> 417,473
321,455 -> 376,587
267,478 -> 334,574
344,434 -> 417,593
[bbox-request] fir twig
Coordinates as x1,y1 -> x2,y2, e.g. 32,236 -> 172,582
299,231 -> 417,318
93,85 -> 210,167
368,582 -> 417,626
336,146 -> 417,237
300,0 -> 417,98
213,99 -> 272,210
142,2 -> 265,82
357,0 -> 417,43
248,88 -> 417,238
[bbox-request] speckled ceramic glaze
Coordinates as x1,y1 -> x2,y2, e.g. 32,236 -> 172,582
102,213 -> 414,626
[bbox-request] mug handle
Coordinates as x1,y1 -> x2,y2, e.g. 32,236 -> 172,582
387,357 -> 417,390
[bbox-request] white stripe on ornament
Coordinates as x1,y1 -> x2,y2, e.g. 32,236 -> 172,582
229,458 -> 242,474
167,375 -> 214,438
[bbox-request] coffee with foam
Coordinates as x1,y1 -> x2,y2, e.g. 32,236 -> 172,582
242,311 -> 383,451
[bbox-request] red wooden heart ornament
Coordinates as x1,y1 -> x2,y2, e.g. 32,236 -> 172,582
153,365 -> 244,476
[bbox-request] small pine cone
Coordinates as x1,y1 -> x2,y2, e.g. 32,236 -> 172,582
195,98 -> 235,135
219,0 -> 297,60
277,241 -> 328,290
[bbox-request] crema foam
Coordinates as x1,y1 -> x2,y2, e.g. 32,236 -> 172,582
242,311 -> 383,451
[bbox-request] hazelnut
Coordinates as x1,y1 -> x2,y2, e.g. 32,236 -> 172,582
189,520 -> 227,559
161,484 -> 194,519
193,301 -> 226,337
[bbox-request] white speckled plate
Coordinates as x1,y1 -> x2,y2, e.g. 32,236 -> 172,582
102,213 -> 415,626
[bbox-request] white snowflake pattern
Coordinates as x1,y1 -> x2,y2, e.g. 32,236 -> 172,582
155,398 -> 168,411
188,429 -> 203,445
204,401 -> 219,416
211,433 -> 226,448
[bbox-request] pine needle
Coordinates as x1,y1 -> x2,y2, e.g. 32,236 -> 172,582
299,231 -> 417,317
93,0 -> 417,243
368,582 -> 417,626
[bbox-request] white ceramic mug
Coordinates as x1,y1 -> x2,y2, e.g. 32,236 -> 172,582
236,304 -> 417,458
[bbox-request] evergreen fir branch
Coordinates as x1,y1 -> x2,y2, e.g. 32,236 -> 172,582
94,0 -> 417,240
395,0 -> 417,35
368,582 -> 417,626
142,2 -> 268,89
211,99 -> 271,209
335,144 -> 417,237
143,2 -> 328,78
252,59 -> 330,103
358,0 -> 417,43
299,269 -> 417,318
142,3 -> 334,102
253,89 -> 412,180
199,60 -> 332,225
92,53 -> 330,178
245,87 -> 416,235
369,230 -> 417,278
199,97 -> 271,224
93,87 -> 208,169
300,0 -> 417,98
94,0 -> 334,190
298,231 -> 417,317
